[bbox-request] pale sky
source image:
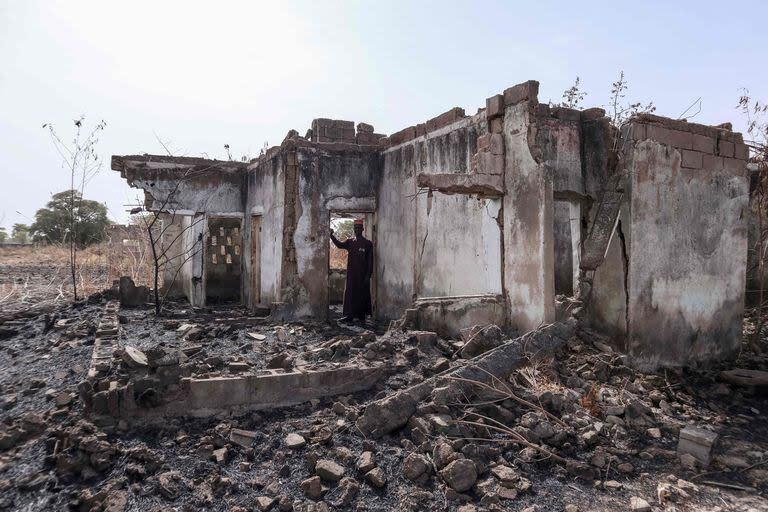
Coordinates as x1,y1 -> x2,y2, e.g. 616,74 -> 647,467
1,0 -> 766,232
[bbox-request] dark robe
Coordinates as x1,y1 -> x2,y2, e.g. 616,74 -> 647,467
331,234 -> 373,318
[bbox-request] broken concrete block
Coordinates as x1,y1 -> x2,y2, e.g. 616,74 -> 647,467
677,426 -> 718,466
230,428 -> 257,448
118,276 -> 150,308
316,459 -> 345,482
121,346 -> 147,368
284,433 -> 306,449
486,94 -> 504,119
503,80 -> 539,106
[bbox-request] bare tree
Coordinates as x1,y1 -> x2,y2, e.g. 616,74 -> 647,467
43,117 -> 106,301
738,89 -> 767,352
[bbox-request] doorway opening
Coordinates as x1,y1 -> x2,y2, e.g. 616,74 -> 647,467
205,217 -> 242,304
328,211 -> 376,324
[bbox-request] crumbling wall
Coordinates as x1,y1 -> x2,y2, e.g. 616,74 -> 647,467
499,82 -> 556,332
535,105 -> 586,296
289,141 -> 381,318
591,117 -> 750,367
244,152 -> 286,307
378,109 -> 503,324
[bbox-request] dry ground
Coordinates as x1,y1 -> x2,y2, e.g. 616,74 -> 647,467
0,246 -> 767,511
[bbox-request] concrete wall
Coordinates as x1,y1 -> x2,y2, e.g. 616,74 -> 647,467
500,86 -> 555,332
624,119 -> 749,367
378,112 -> 505,326
289,143 -> 380,318
244,153 -> 286,307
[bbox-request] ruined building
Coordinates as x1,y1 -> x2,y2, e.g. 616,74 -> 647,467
112,80 -> 750,369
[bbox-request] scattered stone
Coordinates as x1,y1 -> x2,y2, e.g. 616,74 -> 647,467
300,476 -> 323,500
439,459 -> 477,493
315,459 -> 344,482
365,467 -> 387,488
285,433 -> 306,449
403,452 -> 430,481
629,496 -> 651,512
356,451 -> 376,473
230,428 -> 258,448
255,496 -> 277,511
677,426 -> 718,466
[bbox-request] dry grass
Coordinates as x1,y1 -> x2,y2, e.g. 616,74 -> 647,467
0,241 -> 153,315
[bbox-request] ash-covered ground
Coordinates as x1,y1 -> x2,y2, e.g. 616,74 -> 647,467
1,290 -> 768,511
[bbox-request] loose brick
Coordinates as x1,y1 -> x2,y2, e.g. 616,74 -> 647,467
357,122 -> 374,134
503,80 -> 539,106
486,94 -> 504,119
734,143 -> 749,160
718,139 -> 734,158
691,133 -> 714,154
681,149 -> 702,169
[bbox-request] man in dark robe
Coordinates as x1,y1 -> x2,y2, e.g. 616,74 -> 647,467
330,218 -> 373,322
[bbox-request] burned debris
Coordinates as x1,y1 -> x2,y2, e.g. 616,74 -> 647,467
1,79 -> 766,511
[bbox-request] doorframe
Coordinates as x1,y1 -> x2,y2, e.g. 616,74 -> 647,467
203,213 -> 244,306
327,210 -> 377,321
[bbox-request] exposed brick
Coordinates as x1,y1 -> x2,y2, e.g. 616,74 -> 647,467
718,139 -> 734,158
581,107 -> 606,121
477,152 -> 504,175
389,126 -> 417,146
477,134 -> 490,151
415,124 -> 426,137
734,143 -> 749,160
426,107 -> 465,133
646,124 -> 693,149
503,80 -> 539,106
702,154 -> 723,170
486,94 -> 504,119
681,149 -> 702,169
489,134 -> 505,156
691,133 -> 714,154
552,107 -> 580,122
490,118 -> 503,134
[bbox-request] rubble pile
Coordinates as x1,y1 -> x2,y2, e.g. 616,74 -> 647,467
1,299 -> 767,511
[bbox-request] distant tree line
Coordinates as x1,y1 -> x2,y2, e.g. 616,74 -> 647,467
2,189 -> 110,246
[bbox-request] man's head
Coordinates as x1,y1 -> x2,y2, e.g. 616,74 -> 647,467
353,218 -> 364,237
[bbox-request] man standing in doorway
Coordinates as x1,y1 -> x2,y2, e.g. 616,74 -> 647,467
330,218 -> 373,323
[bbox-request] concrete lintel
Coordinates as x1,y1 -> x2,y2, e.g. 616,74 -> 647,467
325,196 -> 376,212
417,173 -> 504,198
207,212 -> 244,218
249,205 -> 265,216
141,365 -> 385,418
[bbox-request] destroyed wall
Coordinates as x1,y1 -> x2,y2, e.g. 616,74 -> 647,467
112,156 -> 248,307
499,82 -> 556,332
244,150 -> 287,308
590,116 -> 750,368
289,139 -> 381,318
378,108 -> 505,332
